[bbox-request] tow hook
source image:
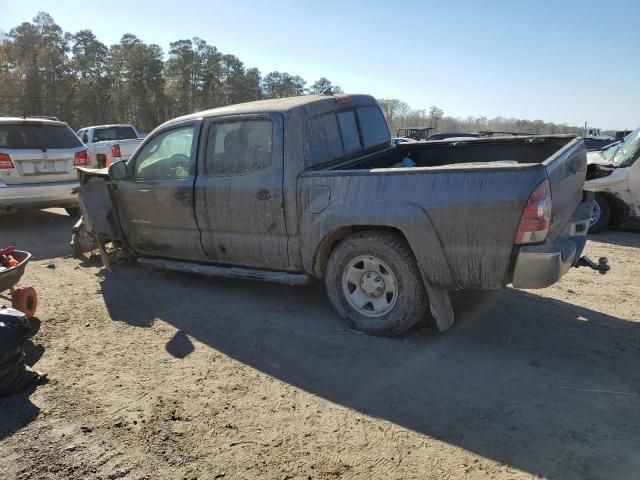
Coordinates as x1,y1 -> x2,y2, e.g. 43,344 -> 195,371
575,256 -> 610,274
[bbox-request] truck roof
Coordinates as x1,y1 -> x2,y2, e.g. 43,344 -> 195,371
0,117 -> 68,127
161,94 -> 378,128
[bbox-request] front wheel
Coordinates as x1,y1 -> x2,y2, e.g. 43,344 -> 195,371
70,220 -> 95,257
589,193 -> 611,233
324,231 -> 428,336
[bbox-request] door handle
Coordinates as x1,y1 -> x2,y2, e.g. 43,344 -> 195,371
256,189 -> 276,201
175,187 -> 191,202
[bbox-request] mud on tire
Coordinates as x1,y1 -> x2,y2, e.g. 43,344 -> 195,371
324,230 -> 429,336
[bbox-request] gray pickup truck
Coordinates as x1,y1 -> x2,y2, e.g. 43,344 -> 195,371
73,94 -> 607,336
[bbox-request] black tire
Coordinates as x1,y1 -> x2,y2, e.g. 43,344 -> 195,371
324,230 -> 428,336
65,207 -> 81,217
589,193 -> 611,233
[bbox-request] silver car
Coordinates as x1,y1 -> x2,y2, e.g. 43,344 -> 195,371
0,118 -> 89,216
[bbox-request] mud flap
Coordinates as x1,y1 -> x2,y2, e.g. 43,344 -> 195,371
424,283 -> 455,332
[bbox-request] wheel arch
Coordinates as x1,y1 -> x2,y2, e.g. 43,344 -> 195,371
302,201 -> 456,288
597,191 -> 631,225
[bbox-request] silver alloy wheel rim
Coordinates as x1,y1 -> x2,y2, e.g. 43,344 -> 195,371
341,255 -> 398,317
591,201 -> 601,226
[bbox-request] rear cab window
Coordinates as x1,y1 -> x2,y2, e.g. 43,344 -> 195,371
0,123 -> 83,149
305,105 -> 390,167
93,126 -> 138,142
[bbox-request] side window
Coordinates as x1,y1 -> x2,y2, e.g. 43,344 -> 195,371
134,126 -> 195,180
81,131 -> 89,144
205,119 -> 273,175
337,110 -> 361,154
357,106 -> 390,148
305,113 -> 344,167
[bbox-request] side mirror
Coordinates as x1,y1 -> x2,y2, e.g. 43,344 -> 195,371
108,160 -> 128,180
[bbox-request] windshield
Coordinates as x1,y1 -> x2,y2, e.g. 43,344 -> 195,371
604,127 -> 640,167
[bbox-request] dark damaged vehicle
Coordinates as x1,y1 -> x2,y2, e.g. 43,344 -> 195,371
72,94 -> 607,336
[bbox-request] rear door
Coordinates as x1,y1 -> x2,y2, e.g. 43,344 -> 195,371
114,121 -> 206,261
194,114 -> 289,269
0,122 -> 87,185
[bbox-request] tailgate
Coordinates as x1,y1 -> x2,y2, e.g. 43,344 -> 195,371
0,147 -> 87,185
118,139 -> 142,160
543,138 -> 588,240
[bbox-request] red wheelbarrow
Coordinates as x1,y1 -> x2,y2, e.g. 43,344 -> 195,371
0,246 -> 37,318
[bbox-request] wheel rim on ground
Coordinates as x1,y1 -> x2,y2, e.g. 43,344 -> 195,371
74,222 -> 96,254
591,201 -> 601,226
341,255 -> 398,317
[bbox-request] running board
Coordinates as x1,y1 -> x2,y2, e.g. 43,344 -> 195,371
137,257 -> 314,285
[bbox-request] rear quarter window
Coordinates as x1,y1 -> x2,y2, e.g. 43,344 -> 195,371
0,124 -> 83,149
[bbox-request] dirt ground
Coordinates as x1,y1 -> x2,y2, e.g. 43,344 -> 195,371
1,208 -> 639,480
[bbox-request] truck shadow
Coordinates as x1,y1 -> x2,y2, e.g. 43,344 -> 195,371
587,229 -> 639,247
99,267 -> 640,480
0,209 -> 77,260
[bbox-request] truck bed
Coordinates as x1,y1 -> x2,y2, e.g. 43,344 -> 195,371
299,135 -> 588,290
335,135 -> 577,170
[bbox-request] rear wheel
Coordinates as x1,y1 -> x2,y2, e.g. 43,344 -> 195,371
65,207 -> 81,217
589,193 -> 611,233
324,231 -> 428,336
12,286 -> 38,319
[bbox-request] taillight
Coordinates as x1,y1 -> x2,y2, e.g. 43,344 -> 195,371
111,144 -> 121,158
515,179 -> 552,244
0,153 -> 14,169
73,150 -> 90,166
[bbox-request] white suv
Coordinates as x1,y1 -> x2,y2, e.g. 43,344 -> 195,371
0,118 -> 90,216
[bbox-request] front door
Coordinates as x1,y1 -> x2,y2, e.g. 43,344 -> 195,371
194,114 -> 289,269
115,121 -> 206,261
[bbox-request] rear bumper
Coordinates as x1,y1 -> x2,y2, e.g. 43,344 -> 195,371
0,179 -> 79,209
511,193 -> 593,289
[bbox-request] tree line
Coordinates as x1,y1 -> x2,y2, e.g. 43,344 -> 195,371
0,12 -> 342,132
378,100 -> 584,137
1,12 -> 584,137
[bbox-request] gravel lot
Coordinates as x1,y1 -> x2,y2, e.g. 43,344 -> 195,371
1,208 -> 639,480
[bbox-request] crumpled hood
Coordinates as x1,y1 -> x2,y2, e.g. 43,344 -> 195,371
587,151 -> 612,166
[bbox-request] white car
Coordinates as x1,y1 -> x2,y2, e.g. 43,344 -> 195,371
585,126 -> 640,232
0,117 -> 90,216
391,136 -> 417,146
76,124 -> 144,167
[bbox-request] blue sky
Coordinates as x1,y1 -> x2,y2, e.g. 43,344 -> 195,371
2,0 -> 639,129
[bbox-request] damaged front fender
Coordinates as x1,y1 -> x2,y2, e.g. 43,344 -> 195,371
585,166 -> 639,228
72,167 -> 126,268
